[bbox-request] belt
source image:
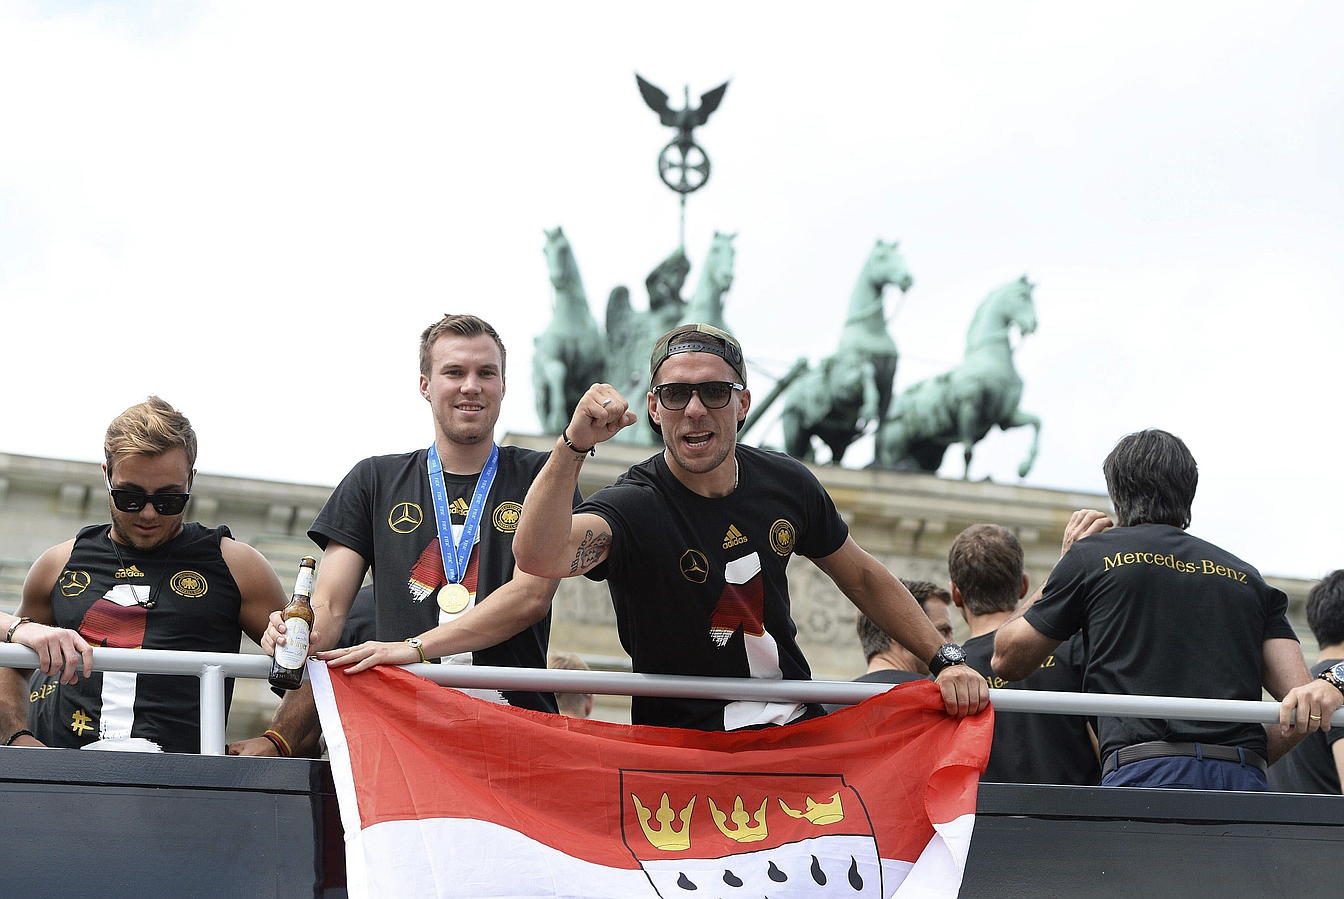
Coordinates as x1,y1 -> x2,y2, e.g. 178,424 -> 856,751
1102,741 -> 1267,777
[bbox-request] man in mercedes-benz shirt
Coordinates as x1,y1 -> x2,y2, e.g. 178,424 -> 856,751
993,429 -> 1341,790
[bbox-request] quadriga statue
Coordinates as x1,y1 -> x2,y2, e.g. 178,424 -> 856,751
780,239 -> 913,464
874,275 -> 1041,479
532,227 -> 606,435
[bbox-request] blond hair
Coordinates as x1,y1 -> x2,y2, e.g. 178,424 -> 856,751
419,314 -> 507,377
104,396 -> 198,476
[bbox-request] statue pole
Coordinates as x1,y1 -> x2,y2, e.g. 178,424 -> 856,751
636,74 -> 728,253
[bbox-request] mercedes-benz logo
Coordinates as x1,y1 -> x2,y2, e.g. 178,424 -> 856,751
388,502 -> 424,534
679,549 -> 709,584
59,570 -> 91,597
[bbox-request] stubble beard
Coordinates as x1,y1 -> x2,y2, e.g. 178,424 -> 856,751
435,402 -> 497,448
664,432 -> 734,477
109,501 -> 182,553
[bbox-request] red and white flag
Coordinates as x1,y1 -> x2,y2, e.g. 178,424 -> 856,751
311,662 -> 992,898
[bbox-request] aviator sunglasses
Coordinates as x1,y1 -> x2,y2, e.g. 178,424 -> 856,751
652,381 -> 744,411
107,479 -> 191,516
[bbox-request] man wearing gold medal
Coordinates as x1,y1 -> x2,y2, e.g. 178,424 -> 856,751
242,315 -> 568,755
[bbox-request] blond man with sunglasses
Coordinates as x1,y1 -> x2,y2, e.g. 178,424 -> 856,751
515,324 -> 988,730
0,397 -> 286,752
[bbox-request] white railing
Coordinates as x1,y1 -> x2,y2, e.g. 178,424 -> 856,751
2,643 -> 1340,755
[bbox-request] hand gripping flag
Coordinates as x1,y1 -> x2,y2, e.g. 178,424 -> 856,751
311,662 -> 992,898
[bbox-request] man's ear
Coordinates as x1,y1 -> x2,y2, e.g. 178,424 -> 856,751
647,391 -> 660,428
1019,574 -> 1029,600
949,581 -> 965,609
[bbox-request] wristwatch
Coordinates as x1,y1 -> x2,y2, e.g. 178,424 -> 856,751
1317,661 -> 1344,696
405,638 -> 428,664
928,642 -> 967,678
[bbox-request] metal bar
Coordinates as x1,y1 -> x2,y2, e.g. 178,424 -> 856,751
198,664 -> 226,756
404,664 -> 1344,727
0,645 -> 270,677
2,645 -> 1340,729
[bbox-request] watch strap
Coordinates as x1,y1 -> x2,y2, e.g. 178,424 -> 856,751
1317,664 -> 1344,695
928,642 -> 966,678
406,638 -> 429,664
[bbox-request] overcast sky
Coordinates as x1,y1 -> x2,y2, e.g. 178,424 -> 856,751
2,1 -> 1340,580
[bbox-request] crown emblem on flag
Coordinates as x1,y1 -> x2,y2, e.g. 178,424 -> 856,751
708,795 -> 769,843
631,793 -> 695,851
620,770 -> 885,898
779,791 -> 845,825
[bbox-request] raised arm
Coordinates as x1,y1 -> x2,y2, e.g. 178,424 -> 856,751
514,383 -> 635,579
993,509 -> 1109,680
813,537 -> 988,716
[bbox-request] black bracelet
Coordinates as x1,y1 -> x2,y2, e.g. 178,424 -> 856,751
561,429 -> 595,457
4,729 -> 35,747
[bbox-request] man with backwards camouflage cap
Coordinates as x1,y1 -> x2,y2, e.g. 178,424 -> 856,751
515,324 -> 988,730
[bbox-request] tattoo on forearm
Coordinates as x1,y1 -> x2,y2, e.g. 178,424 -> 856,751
570,530 -> 612,574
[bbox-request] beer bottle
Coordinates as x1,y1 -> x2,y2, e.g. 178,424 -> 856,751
269,556 -> 317,691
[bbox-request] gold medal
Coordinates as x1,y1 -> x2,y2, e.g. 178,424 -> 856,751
437,583 -> 471,615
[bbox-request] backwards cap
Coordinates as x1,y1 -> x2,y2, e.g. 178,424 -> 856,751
646,324 -> 747,437
648,323 -> 746,386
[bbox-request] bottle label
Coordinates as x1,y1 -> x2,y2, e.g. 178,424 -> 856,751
294,567 -> 316,598
275,619 -> 310,670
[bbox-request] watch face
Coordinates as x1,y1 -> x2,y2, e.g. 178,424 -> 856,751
942,643 -> 966,665
1331,661 -> 1344,681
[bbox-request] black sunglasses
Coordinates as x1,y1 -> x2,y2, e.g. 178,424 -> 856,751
653,381 -> 744,411
107,482 -> 191,516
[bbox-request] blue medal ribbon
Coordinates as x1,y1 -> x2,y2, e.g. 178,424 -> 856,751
427,443 -> 499,587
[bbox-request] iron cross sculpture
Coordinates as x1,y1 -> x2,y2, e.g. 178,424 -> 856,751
635,73 -> 729,246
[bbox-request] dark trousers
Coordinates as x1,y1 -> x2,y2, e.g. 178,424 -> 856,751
1101,754 -> 1267,791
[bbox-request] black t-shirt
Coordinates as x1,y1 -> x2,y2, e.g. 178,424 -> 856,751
578,444 -> 849,730
29,523 -> 243,754
1025,524 -> 1296,762
309,445 -> 560,713
821,668 -> 926,714
964,631 -> 1099,785
1267,659 -> 1344,794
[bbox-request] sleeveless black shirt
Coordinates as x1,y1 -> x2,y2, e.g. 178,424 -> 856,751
29,523 -> 244,753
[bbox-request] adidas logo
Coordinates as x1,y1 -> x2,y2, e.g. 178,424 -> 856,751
448,497 -> 470,516
722,524 -> 748,549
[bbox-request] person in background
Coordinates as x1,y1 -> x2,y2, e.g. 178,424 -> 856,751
548,651 -> 594,719
1268,569 -> 1344,794
821,579 -> 953,714
950,523 -> 1099,785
